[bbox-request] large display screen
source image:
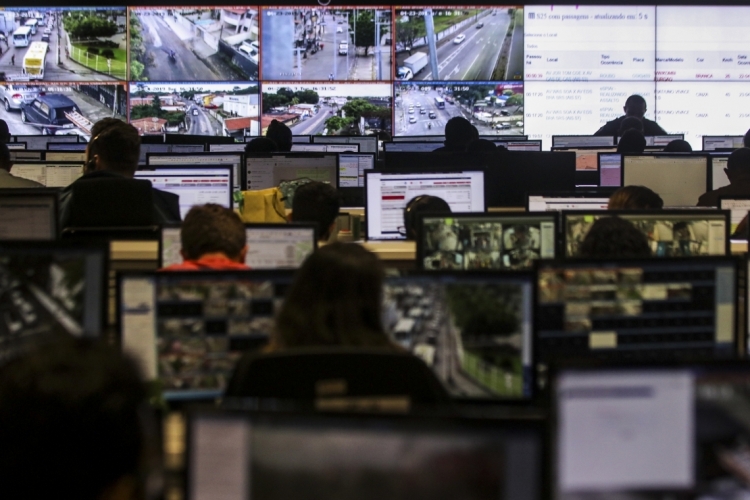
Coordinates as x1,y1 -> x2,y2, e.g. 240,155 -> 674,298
1,5 -> 749,147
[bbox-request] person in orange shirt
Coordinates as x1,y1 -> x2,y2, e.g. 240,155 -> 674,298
161,203 -> 249,271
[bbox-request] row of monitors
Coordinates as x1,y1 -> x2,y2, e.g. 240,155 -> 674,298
186,359 -> 750,500
4,238 -> 740,403
8,5 -> 750,83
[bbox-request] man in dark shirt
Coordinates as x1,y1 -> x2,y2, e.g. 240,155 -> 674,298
59,118 -> 181,228
698,148 -> 750,206
594,94 -> 667,136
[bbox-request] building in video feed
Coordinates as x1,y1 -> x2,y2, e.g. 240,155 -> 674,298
0,8 -> 127,82
129,7 -> 259,82
395,80 -> 523,136
394,6 -> 523,81
129,82 -> 259,137
384,280 -> 529,398
0,82 -> 126,138
262,82 -> 392,136
262,6 -> 391,82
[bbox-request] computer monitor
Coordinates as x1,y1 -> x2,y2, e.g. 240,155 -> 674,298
703,135 -> 745,151
138,144 -> 172,165
325,144 -> 359,153
169,144 -> 206,155
14,135 -> 78,151
563,210 -> 730,257
7,142 -> 26,150
10,150 -> 44,162
134,166 -> 233,219
46,142 -> 87,151
338,153 -> 376,207
527,191 -> 613,212
553,147 -> 617,172
552,136 -> 616,148
45,151 -> 85,162
146,152 -> 244,192
621,154 -> 710,206
497,141 -> 543,152
383,142 -> 442,153
245,153 -> 339,191
209,143 -> 246,153
391,135 -> 528,142
616,134 -> 685,147
10,161 -> 84,187
0,241 -> 107,354
365,170 -> 486,241
290,144 -> 328,153
0,188 -> 58,240
118,270 -> 295,400
719,197 -> 750,235
536,256 -> 738,364
554,362 -> 750,499
160,223 -> 317,269
188,411 -> 543,500
313,135 -> 378,154
416,213 -> 557,271
290,135 -> 311,143
710,154 -> 731,190
598,152 -> 622,187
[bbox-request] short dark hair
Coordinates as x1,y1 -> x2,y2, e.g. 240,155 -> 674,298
663,139 -> 693,153
727,147 -> 750,175
444,117 -> 478,150
0,142 -> 10,172
291,181 -> 340,241
608,185 -> 664,210
180,203 -> 246,260
625,94 -> 647,109
617,129 -> 646,154
245,137 -> 278,154
0,337 -> 148,500
403,195 -> 452,240
273,242 -> 391,349
88,119 -> 140,175
618,116 -> 644,135
266,119 -> 292,152
466,138 -> 497,153
578,216 -> 651,258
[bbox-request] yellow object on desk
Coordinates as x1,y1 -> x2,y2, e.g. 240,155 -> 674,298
239,188 -> 287,223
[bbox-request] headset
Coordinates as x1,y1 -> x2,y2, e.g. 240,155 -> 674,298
85,121 -> 124,173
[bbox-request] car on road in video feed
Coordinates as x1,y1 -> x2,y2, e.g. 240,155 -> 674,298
21,94 -> 81,136
410,116 -> 418,123
453,34 -> 466,44
0,84 -> 40,112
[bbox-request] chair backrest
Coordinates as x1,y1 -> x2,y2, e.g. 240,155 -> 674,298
225,348 -> 452,408
68,177 -> 155,227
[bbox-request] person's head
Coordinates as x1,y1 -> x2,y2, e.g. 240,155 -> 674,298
180,203 -> 248,262
618,116 -> 644,135
290,181 -> 340,241
617,129 -> 646,154
0,337 -> 149,500
273,242 -> 390,349
266,119 -> 292,152
725,147 -> 750,182
0,119 -> 10,144
403,195 -> 452,240
578,216 -> 651,258
466,138 -> 497,153
245,137 -> 278,154
444,117 -> 478,151
86,119 -> 140,176
663,139 -> 693,153
608,185 -> 664,210
623,94 -> 648,119
0,142 -> 11,172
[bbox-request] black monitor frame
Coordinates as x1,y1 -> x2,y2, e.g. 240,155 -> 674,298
145,151 -> 246,190
134,164 -> 235,215
338,152 -> 376,208
619,153 -> 712,203
0,187 -> 60,240
702,135 -> 745,151
525,189 -> 618,212
552,135 -> 616,148
244,152 -> 340,192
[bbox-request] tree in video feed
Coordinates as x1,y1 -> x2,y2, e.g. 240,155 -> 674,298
394,6 -> 523,81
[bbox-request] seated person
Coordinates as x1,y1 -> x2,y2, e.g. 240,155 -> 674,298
402,195 -> 452,240
595,94 -> 667,136
289,181 -> 340,243
245,137 -> 278,154
433,117 -> 479,153
663,139 -> 693,152
59,118 -> 181,228
0,337 -> 150,500
162,203 -> 249,271
0,119 -> 11,144
266,119 -> 292,152
466,138 -> 498,153
617,116 -> 645,136
578,217 -> 652,258
0,143 -> 43,187
268,242 -> 397,350
608,185 -> 664,210
616,129 -> 646,154
698,147 -> 750,206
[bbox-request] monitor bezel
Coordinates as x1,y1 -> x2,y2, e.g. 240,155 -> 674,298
0,187 -> 60,240
145,152 -> 245,189
619,153 -> 712,201
244,152 -> 341,192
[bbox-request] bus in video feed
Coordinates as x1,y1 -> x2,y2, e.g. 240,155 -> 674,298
0,83 -> 126,138
0,8 -> 127,82
129,7 -> 259,82
394,6 -> 523,81
262,82 -> 392,136
395,81 -> 523,136
129,82 -> 259,137
384,278 -> 532,398
262,6 -> 392,81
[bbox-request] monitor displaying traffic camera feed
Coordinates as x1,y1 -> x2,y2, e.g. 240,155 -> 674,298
417,212 -> 557,270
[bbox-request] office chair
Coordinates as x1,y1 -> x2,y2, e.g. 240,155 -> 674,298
225,347 -> 452,409
67,177 -> 156,227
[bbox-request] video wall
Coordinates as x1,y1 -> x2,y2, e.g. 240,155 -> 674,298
1,5 -> 749,148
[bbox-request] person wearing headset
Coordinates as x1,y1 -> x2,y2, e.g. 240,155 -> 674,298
401,195 -> 452,240
58,118 -> 181,228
